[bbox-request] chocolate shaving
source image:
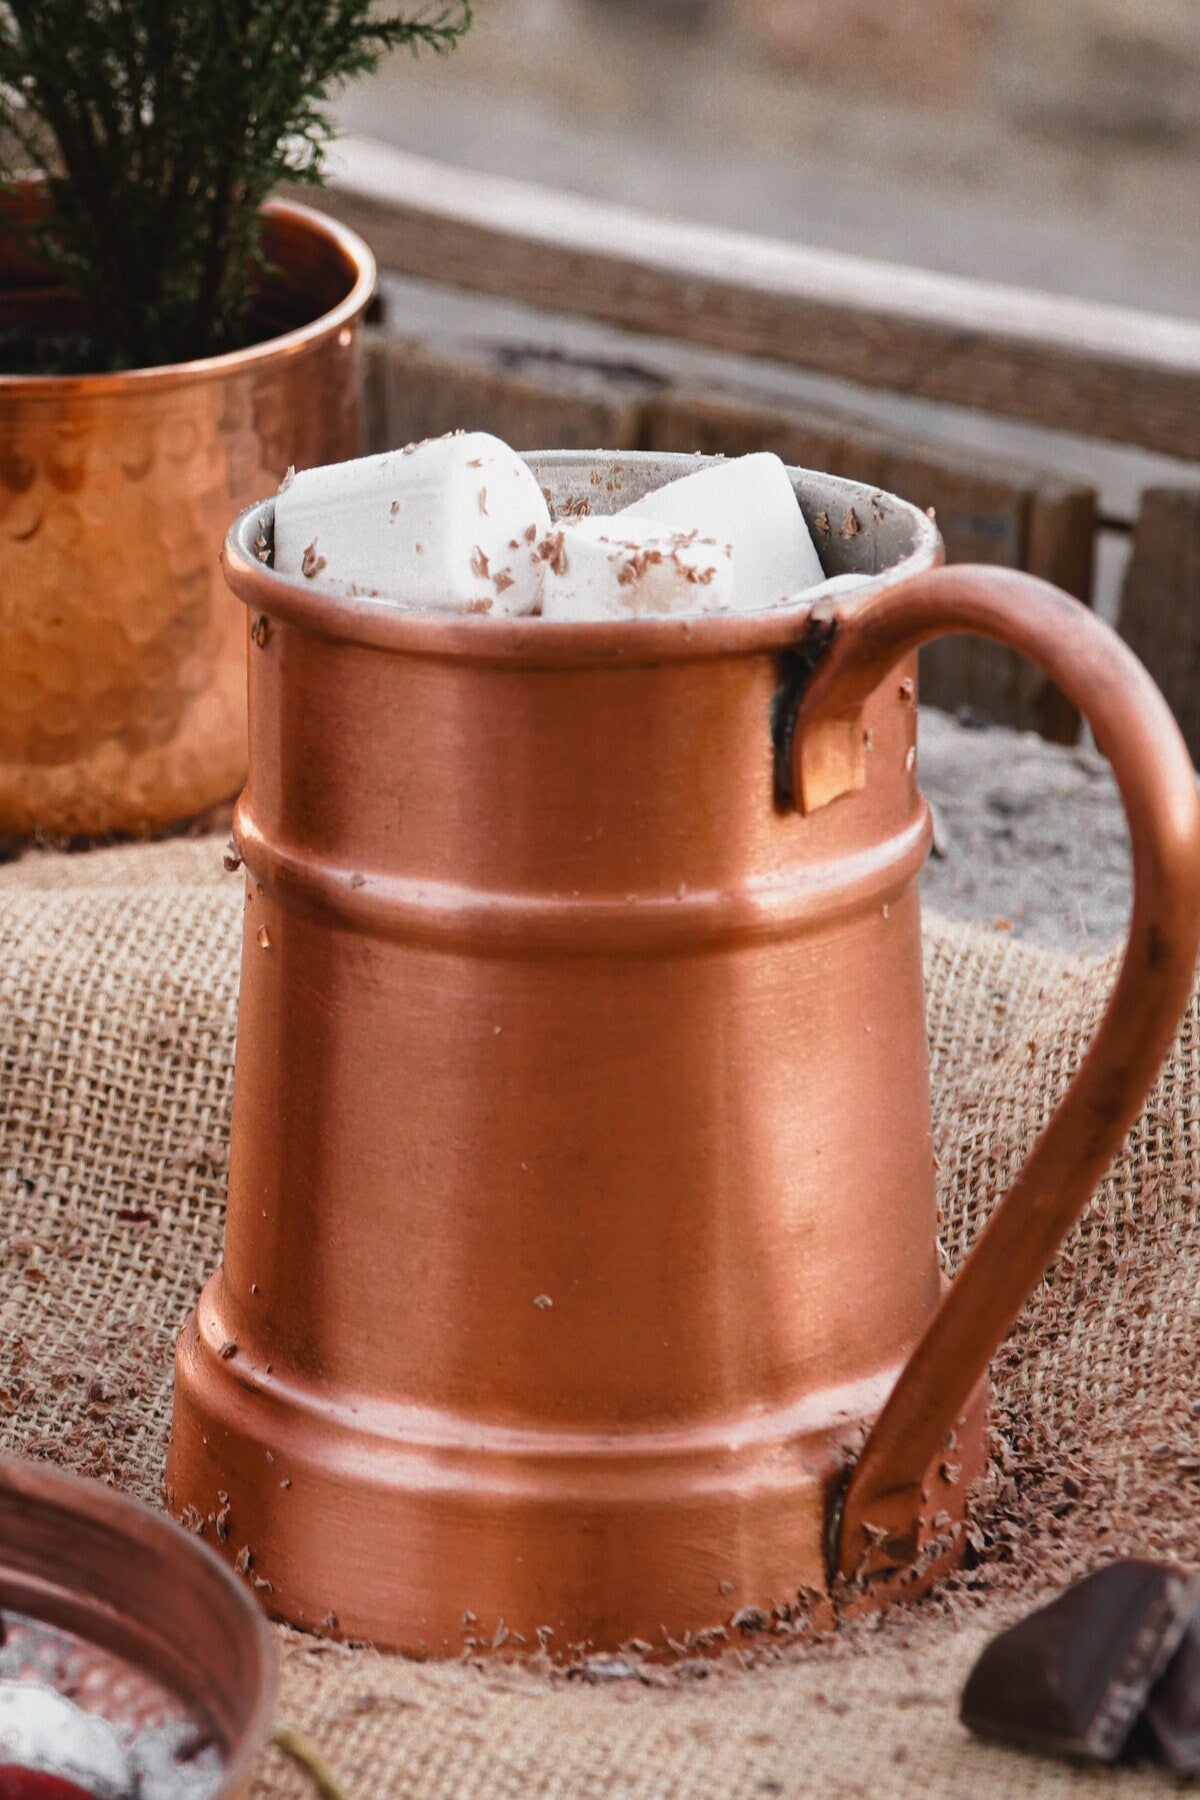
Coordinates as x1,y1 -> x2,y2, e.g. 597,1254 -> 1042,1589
617,546 -> 665,586
673,548 -> 718,585
535,531 -> 569,577
301,540 -> 326,579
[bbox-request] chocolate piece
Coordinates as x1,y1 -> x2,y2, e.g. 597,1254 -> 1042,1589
1144,1603 -> 1200,1774
961,1562 -> 1198,1761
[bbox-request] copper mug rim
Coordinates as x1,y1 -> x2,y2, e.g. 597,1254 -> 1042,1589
222,451 -> 941,661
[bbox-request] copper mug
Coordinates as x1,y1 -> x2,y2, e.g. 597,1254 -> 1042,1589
167,453 -> 1200,1655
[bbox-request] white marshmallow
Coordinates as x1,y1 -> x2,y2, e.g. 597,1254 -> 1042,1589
618,453 -> 824,611
0,1683 -> 131,1797
539,515 -> 735,620
799,571 -> 876,601
273,433 -> 552,616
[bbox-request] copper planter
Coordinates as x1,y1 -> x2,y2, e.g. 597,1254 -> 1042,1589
0,185 -> 373,839
167,454 -> 1200,1655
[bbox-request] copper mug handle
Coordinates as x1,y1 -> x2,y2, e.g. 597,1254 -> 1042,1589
791,563 -> 1200,1583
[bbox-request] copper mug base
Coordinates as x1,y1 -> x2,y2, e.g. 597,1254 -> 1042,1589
170,1328 -> 989,1654
167,454 -> 1200,1656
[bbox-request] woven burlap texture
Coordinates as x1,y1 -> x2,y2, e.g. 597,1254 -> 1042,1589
1,836 -> 1197,1799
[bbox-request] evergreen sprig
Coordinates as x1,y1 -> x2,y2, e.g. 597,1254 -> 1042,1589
0,1 -> 472,370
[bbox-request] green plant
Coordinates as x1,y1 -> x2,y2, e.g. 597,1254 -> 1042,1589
0,1 -> 472,371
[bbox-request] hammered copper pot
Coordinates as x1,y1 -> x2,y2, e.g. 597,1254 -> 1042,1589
0,184 -> 373,838
167,453 -> 1200,1656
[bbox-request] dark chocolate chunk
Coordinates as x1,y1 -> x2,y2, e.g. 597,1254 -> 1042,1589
961,1561 -> 1198,1762
1143,1603 -> 1200,1774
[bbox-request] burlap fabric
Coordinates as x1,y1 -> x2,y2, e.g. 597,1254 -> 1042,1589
1,836 -> 1197,1797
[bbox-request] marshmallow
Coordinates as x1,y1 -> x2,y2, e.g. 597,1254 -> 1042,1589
618,453 -> 824,611
0,1683 -> 131,1796
539,515 -> 735,620
273,433 -> 552,616
799,571 -> 876,600
132,1717 -> 225,1798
